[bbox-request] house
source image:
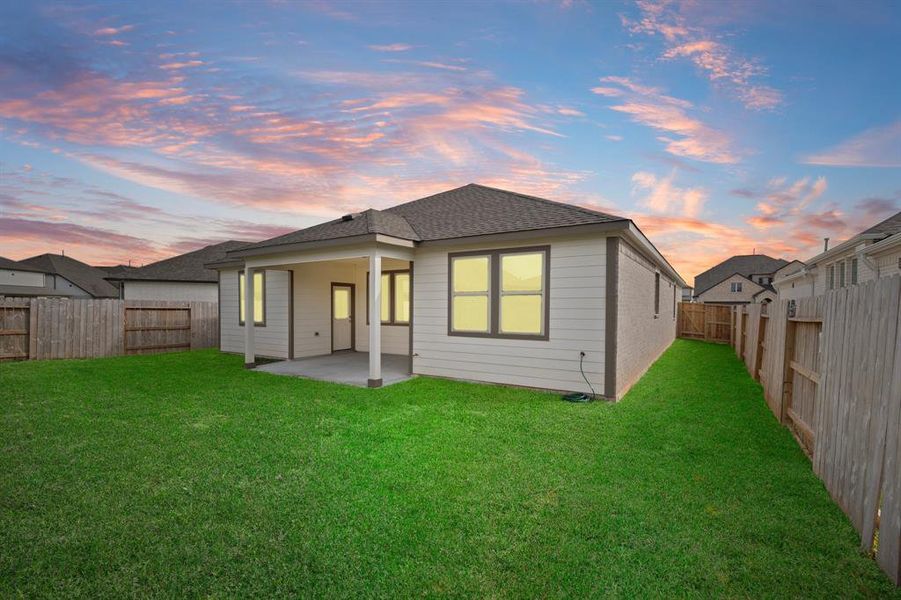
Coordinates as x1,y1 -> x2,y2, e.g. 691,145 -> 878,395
693,254 -> 789,304
12,253 -> 119,298
207,184 -> 685,399
105,240 -> 248,302
774,210 -> 901,299
680,286 -> 694,302
770,260 -> 808,301
0,256 -> 52,297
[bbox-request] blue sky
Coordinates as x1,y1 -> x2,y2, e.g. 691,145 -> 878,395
1,0 -> 899,278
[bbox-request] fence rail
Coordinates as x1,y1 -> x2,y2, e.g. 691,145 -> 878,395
0,298 -> 218,361
723,276 -> 901,585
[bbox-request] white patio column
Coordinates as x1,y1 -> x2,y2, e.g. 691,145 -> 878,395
368,251 -> 382,387
244,266 -> 256,368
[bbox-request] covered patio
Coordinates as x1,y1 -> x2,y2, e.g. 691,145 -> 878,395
255,352 -> 412,387
237,230 -> 415,388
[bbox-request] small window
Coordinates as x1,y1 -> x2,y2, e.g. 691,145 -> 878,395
394,272 -> 410,323
851,258 -> 858,285
451,256 -> 490,333
839,261 -> 846,288
238,270 -> 265,326
367,270 -> 410,325
672,284 -> 676,320
500,252 -> 545,335
731,282 -> 743,293
828,265 -> 835,290
654,272 -> 660,315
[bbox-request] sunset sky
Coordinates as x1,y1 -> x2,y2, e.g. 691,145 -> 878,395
1,0 -> 899,280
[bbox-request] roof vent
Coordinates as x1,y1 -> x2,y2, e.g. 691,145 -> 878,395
341,213 -> 359,222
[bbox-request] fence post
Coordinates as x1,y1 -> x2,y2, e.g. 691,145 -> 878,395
780,306 -> 796,425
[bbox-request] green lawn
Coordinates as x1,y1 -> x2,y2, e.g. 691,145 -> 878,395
1,341 -> 898,598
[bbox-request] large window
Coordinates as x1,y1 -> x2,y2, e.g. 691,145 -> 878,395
828,264 -> 835,290
239,270 -> 265,326
839,261 -> 846,288
367,270 -> 410,325
449,246 -> 549,340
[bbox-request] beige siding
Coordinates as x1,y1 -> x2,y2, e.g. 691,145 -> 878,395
220,268 -> 289,358
873,246 -> 901,277
615,240 -> 677,398
290,260 -> 409,358
0,269 -> 45,287
696,274 -> 762,304
412,234 -> 606,394
123,280 -> 218,302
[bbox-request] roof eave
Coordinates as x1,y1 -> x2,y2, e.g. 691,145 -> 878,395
805,233 -> 884,265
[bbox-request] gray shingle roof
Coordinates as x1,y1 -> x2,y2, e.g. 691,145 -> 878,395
244,183 -> 626,249
115,241 -> 250,283
19,254 -> 120,298
0,256 -> 47,273
386,183 -> 626,240
861,210 -> 901,236
694,255 -> 788,296
236,209 -> 420,252
239,184 -> 626,253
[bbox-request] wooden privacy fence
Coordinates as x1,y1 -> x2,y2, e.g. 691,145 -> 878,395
731,276 -> 901,585
676,303 -> 732,343
0,298 -> 218,361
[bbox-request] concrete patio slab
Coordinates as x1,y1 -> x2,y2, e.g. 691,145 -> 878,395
254,352 -> 412,387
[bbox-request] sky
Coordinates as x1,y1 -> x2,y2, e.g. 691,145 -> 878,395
1,0 -> 899,282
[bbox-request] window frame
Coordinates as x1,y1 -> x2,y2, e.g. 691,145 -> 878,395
447,245 -> 550,341
839,261 -> 846,288
238,269 -> 266,327
731,281 -> 743,293
654,272 -> 660,315
851,258 -> 859,285
828,264 -> 835,290
366,269 -> 411,326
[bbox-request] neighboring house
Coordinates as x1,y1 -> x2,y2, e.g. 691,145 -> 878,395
207,184 -> 685,399
775,210 -> 901,299
752,287 -> 777,303
771,259 -> 809,301
0,256 -> 52,297
680,286 -> 694,302
693,254 -> 789,304
105,241 -> 248,302
14,254 -> 119,298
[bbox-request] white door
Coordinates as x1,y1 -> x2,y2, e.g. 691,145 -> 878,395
332,284 -> 353,351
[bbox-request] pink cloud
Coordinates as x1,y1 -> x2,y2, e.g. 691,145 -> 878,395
631,169 -> 707,217
368,43 -> 413,52
802,120 -> 901,168
93,24 -> 134,37
623,0 -> 782,111
593,76 -> 740,164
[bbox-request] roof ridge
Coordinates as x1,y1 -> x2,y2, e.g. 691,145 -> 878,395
468,183 -> 626,221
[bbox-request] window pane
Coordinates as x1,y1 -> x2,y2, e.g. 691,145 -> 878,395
453,257 -> 489,292
380,273 -> 391,322
452,296 -> 489,332
239,272 -> 246,323
501,253 -> 543,291
394,272 -> 410,323
500,295 -> 542,335
333,288 -> 350,319
253,272 -> 264,323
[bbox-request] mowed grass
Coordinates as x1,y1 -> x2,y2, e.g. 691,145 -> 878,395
1,341 -> 898,598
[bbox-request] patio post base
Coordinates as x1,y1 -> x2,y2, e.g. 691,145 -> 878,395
367,378 -> 383,388
244,362 -> 256,369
